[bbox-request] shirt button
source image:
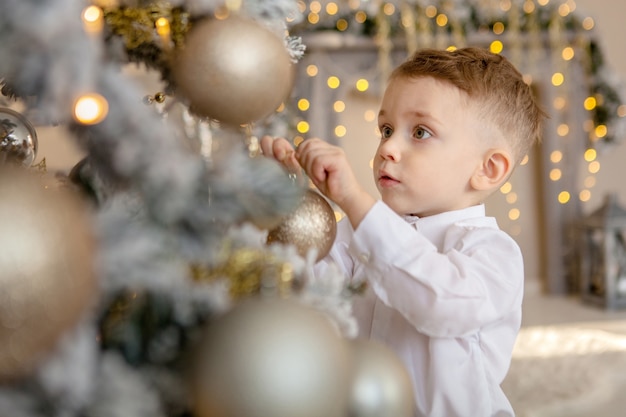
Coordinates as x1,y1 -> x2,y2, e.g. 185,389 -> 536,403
359,253 -> 370,263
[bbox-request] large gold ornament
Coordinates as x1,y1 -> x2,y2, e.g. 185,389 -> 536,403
267,189 -> 337,262
347,339 -> 415,417
0,107 -> 38,167
191,297 -> 351,417
171,15 -> 295,126
0,167 -> 98,380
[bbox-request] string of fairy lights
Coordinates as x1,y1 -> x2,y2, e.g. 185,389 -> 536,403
286,0 -> 626,235
73,0 -> 626,233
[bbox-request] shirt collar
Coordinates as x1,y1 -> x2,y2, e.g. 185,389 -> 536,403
402,205 -> 486,248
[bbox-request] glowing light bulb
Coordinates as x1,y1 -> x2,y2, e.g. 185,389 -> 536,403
82,6 -> 104,34
490,40 -> 503,54
73,93 -> 108,125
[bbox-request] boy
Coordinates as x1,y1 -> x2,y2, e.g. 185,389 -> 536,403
261,47 -> 546,417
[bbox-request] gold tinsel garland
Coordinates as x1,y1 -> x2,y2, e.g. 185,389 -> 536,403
190,247 -> 296,300
103,4 -> 190,56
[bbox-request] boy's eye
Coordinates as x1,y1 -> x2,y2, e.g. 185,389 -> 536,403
380,126 -> 393,138
413,127 -> 432,140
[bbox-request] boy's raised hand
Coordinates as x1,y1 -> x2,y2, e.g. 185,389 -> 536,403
260,135 -> 301,176
296,138 -> 375,228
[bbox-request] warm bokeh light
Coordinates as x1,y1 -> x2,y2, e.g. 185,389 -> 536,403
490,40 -> 503,54
579,189 -> 591,202
326,2 -> 338,15
595,124 -> 607,138
298,98 -> 310,111
500,182 -> 512,194
553,96 -> 566,110
523,0 -> 535,13
520,154 -> 529,165
294,136 -> 305,147
333,100 -> 346,112
584,96 -> 597,110
492,22 -> 505,34
508,208 -> 520,221
383,3 -> 395,15
155,17 -> 171,36
558,3 -> 571,17
73,93 -> 108,124
82,5 -> 104,33
500,0 -> 512,12
506,192 -> 518,204
364,109 -> 376,122
355,10 -> 367,23
425,5 -> 437,18
588,161 -> 601,174
335,125 -> 347,137
557,124 -> 569,136
584,148 -> 597,162
558,191 -> 571,204
551,72 -> 564,86
550,150 -> 563,163
307,12 -> 320,24
582,17 -> 595,30
327,76 -> 340,89
306,64 -> 318,77
561,46 -> 575,61
356,79 -> 369,92
549,168 -> 562,181
436,13 -> 448,26
336,18 -> 348,31
309,1 -> 321,13
584,176 -> 597,188
297,120 -> 310,133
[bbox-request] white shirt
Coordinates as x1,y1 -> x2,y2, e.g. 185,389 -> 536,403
317,201 -> 523,417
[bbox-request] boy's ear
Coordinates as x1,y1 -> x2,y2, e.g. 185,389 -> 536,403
470,149 -> 514,192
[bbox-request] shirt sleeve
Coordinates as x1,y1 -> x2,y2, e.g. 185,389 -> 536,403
348,201 -> 524,338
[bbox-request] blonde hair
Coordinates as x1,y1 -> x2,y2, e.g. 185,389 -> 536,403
390,47 -> 547,164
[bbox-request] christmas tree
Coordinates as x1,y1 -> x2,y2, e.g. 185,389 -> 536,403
0,0 -> 417,416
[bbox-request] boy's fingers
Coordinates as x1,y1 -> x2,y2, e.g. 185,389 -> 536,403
259,135 -> 274,156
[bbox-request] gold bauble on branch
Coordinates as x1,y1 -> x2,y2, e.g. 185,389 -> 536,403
191,297 -> 352,417
267,189 -> 337,262
170,15 -> 295,126
0,167 -> 98,380
347,339 -> 415,417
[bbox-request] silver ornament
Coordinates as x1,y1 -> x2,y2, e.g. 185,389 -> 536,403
191,297 -> 352,417
171,15 -> 295,126
0,108 -> 38,166
348,339 -> 415,417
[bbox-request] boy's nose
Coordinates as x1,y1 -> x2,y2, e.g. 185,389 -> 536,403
378,136 -> 401,162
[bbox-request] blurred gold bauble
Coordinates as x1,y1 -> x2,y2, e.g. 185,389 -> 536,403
267,189 -> 337,262
191,297 -> 351,417
347,339 -> 415,417
0,167 -> 97,380
171,15 -> 295,126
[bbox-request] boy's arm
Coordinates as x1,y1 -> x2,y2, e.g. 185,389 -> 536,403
350,202 -> 524,338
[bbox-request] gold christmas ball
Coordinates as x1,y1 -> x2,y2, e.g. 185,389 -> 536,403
171,15 -> 295,126
347,339 -> 415,417
191,297 -> 352,417
267,189 -> 337,262
0,167 -> 98,380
